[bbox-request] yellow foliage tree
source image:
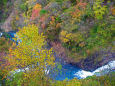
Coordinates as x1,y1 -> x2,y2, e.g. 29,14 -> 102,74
93,0 -> 107,20
2,24 -> 55,85
60,30 -> 72,43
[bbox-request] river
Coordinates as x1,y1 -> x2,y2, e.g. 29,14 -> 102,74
1,31 -> 115,80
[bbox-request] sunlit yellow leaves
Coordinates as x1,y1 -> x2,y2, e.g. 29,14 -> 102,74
60,30 -> 67,37
15,24 -> 45,49
93,0 -> 107,20
66,33 -> 72,38
60,30 -> 84,44
60,30 -> 72,43
2,24 -> 55,83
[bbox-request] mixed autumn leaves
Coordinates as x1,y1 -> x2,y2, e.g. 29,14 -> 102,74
0,0 -> 115,86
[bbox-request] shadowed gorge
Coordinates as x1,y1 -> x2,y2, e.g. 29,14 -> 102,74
0,0 -> 115,86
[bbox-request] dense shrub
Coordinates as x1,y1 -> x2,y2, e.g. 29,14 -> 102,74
0,37 -> 13,53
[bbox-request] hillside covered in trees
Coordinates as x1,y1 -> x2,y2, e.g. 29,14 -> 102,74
0,0 -> 115,86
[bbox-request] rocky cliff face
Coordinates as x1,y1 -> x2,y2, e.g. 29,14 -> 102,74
73,48 -> 115,71
0,0 -> 25,32
1,10 -> 15,32
0,0 -> 14,32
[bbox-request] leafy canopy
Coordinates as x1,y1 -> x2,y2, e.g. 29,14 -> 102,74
1,24 -> 55,85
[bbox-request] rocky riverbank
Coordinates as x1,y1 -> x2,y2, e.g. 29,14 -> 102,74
50,41 -> 115,71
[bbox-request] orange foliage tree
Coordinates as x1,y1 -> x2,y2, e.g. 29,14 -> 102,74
31,3 -> 42,20
71,0 -> 87,22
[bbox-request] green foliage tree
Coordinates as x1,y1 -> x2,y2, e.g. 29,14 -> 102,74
93,0 -> 108,20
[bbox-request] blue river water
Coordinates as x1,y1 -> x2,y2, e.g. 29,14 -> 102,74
1,31 -> 83,80
49,63 -> 81,80
1,31 -> 115,81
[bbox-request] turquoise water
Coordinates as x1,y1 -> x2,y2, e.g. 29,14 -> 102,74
50,63 -> 81,80
4,31 -> 115,81
6,31 -> 83,80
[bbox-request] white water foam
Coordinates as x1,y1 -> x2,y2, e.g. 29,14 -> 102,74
9,60 -> 115,80
0,32 -> 3,37
74,61 -> 115,79
74,70 -> 93,79
10,67 -> 49,76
